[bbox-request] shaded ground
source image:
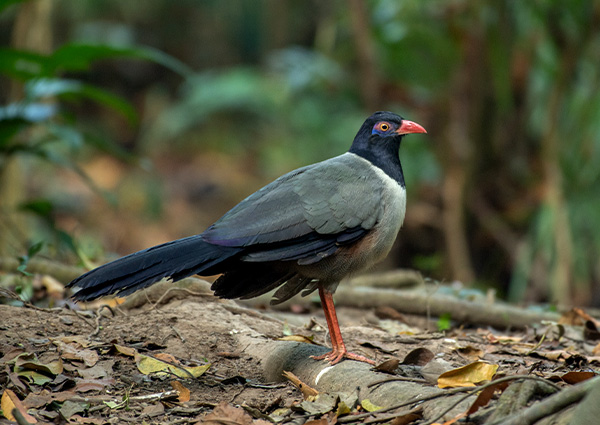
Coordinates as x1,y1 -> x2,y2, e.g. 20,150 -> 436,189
1,282 -> 600,424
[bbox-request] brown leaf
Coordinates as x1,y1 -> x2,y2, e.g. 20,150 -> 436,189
573,308 -> 600,329
0,347 -> 26,363
53,340 -> 98,367
305,419 -> 329,425
114,344 -> 137,357
402,347 -> 434,366
171,381 -> 191,402
141,403 -> 165,417
155,352 -> 180,364
77,363 -> 111,380
282,370 -> 319,400
74,378 -> 115,393
390,408 -> 423,425
55,336 -> 91,348
558,309 -> 585,326
466,380 -> 510,415
23,392 -> 53,409
375,306 -> 408,323
433,411 -> 467,425
374,358 -> 400,374
197,401 -> 254,424
2,389 -> 38,423
560,371 -> 596,385
50,391 -> 78,402
438,362 -> 499,389
68,414 -> 105,424
456,346 -> 484,361
584,321 -> 600,341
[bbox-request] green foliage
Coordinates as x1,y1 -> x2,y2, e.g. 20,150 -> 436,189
17,241 -> 44,276
437,313 -> 452,332
0,26 -> 188,260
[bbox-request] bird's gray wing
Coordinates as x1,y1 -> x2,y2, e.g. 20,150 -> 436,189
202,153 -> 384,262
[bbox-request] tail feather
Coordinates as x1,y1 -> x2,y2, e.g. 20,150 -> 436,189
68,235 -> 240,301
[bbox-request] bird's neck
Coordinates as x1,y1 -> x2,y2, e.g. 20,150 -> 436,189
349,135 -> 405,187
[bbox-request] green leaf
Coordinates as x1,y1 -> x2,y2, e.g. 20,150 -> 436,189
17,241 -> 44,276
0,48 -> 52,80
0,0 -> 26,13
23,78 -> 137,124
74,83 -> 137,124
19,199 -> 53,218
437,313 -> 452,332
49,43 -> 192,77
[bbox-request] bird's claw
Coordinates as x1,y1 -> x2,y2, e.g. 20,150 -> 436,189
311,350 -> 375,365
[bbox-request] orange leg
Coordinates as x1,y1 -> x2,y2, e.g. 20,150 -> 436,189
311,285 -> 375,365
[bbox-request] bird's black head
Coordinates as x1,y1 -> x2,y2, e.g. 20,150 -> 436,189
349,111 -> 427,186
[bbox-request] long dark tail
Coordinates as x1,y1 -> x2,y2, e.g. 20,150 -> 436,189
67,235 -> 240,301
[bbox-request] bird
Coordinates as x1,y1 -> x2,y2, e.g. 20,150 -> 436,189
67,111 -> 427,365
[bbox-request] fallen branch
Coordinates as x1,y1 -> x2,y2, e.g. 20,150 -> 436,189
488,377 -> 600,425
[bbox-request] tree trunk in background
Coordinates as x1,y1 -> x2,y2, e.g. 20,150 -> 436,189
348,0 -> 380,111
439,27 -> 483,285
0,0 -> 54,255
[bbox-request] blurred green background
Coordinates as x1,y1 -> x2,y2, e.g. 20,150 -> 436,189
1,0 -> 599,307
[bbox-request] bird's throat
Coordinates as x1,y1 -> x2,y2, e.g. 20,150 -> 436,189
349,137 -> 405,187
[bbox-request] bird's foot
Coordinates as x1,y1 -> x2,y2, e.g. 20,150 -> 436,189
311,349 -> 375,365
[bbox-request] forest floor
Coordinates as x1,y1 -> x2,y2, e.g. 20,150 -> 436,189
1,274 -> 600,425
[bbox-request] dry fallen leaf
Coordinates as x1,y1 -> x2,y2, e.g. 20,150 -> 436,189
171,381 -> 191,402
361,399 -> 384,412
2,389 -> 38,423
432,411 -> 467,425
135,352 -> 210,378
402,347 -> 435,366
53,340 -> 99,367
278,335 -> 316,344
456,346 -> 484,361
559,371 -> 596,385
466,380 -> 510,415
374,358 -> 400,373
197,401 -> 271,425
114,344 -> 137,357
437,361 -> 499,389
390,406 -> 423,425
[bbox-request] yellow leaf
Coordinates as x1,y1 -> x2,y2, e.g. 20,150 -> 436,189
134,353 -> 209,378
2,389 -> 37,423
1,390 -> 16,421
336,401 -> 351,416
278,335 -> 316,344
114,344 -> 137,357
438,361 -> 499,389
361,399 -> 384,412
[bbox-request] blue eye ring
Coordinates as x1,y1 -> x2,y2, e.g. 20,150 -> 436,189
373,121 -> 392,134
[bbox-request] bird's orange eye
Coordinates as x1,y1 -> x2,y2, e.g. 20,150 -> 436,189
377,122 -> 390,132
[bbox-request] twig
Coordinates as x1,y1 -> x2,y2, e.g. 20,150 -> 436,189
150,287 -> 213,310
339,375 -> 561,424
421,375 -> 562,425
89,304 -> 116,337
129,390 -> 179,402
363,406 -> 423,425
337,386 -> 473,423
487,376 -> 599,425
367,376 -> 429,388
0,256 -> 83,282
10,408 -> 34,425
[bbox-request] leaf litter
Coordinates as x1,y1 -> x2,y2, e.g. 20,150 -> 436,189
1,299 -> 599,424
